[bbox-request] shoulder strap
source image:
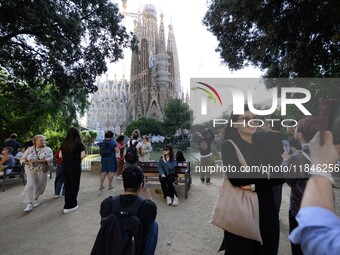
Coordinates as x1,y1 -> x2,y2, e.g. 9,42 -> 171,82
111,196 -> 145,216
300,151 -> 312,162
226,139 -> 248,167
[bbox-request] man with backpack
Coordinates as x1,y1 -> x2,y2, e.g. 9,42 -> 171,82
98,131 -> 119,190
92,165 -> 158,255
125,129 -> 143,166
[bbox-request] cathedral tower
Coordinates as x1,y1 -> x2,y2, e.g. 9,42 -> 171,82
127,4 -> 182,122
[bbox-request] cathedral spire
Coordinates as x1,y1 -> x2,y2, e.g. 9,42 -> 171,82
157,13 -> 166,54
167,23 -> 182,98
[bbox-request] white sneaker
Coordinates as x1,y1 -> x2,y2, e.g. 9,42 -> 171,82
33,199 -> 40,208
117,175 -> 123,180
166,196 -> 173,205
63,205 -> 79,214
54,195 -> 60,199
172,195 -> 179,206
24,203 -> 33,212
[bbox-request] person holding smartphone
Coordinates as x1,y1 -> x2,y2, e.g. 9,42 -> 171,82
289,130 -> 340,255
282,117 -> 320,255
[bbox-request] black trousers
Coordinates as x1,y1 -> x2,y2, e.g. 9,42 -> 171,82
159,174 -> 177,198
62,165 -> 81,209
289,210 -> 304,255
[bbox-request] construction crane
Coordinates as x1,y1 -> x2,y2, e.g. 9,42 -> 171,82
122,0 -> 142,19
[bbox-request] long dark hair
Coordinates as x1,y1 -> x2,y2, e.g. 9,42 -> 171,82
164,145 -> 174,161
175,150 -> 186,161
61,127 -> 84,157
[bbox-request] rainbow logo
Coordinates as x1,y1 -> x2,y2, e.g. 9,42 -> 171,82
192,82 -> 223,115
195,82 -> 223,106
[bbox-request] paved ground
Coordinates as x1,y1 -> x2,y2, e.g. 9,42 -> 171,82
0,171 -> 339,255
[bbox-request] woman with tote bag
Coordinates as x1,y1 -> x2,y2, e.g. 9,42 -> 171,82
218,106 -> 284,255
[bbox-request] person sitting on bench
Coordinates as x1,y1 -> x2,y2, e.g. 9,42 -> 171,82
0,147 -> 15,176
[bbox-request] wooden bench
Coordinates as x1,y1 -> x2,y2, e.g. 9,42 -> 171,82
2,164 -> 26,192
137,161 -> 191,199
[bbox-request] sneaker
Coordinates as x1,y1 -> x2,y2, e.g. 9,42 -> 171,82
33,199 -> 40,208
54,195 -> 60,199
117,175 -> 123,180
166,196 -> 173,205
24,203 -> 33,212
201,178 -> 205,183
63,205 -> 79,214
172,195 -> 179,206
206,181 -> 212,185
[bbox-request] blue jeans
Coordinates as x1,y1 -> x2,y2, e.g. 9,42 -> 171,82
144,221 -> 158,255
54,165 -> 65,196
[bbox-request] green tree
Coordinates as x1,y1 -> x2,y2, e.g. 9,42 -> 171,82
0,0 -> 135,141
203,0 -> 340,77
0,0 -> 135,95
125,117 -> 164,137
163,99 -> 192,136
80,130 -> 98,154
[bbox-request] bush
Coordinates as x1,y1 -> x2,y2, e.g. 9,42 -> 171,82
152,142 -> 164,151
174,139 -> 190,151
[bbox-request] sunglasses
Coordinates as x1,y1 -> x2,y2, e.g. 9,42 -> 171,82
163,148 -> 170,151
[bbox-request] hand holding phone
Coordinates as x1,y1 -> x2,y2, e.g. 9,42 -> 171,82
282,140 -> 291,153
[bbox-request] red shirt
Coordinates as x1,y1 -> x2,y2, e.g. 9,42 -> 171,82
54,147 -> 63,165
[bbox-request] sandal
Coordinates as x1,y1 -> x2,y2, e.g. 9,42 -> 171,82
108,186 -> 113,190
99,186 -> 105,190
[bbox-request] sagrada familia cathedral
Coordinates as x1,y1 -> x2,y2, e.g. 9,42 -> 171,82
86,3 -> 182,134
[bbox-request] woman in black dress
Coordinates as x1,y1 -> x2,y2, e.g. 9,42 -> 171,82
59,127 -> 86,213
219,107 -> 283,255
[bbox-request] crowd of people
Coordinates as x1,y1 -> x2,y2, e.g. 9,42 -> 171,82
1,116 -> 339,255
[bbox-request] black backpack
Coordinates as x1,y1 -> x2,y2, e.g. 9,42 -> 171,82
99,140 -> 113,157
124,141 -> 138,164
91,196 -> 145,255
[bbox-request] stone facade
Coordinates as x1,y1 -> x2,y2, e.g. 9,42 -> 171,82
86,75 -> 129,135
86,4 -> 182,134
127,4 -> 182,122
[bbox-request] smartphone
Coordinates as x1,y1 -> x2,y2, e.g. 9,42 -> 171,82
282,140 -> 291,153
319,99 -> 340,145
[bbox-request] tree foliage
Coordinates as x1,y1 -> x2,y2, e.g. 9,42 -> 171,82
125,117 -> 164,137
203,0 -> 340,77
80,130 -> 98,154
0,0 -> 135,94
0,0 -> 135,141
163,99 -> 192,136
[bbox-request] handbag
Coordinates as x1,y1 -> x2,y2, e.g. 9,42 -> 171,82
210,139 -> 262,243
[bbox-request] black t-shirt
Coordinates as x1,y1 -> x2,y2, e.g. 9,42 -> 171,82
3,139 -> 21,155
221,135 -> 283,191
100,194 -> 157,253
61,143 -> 85,169
258,131 -> 288,166
198,135 -> 214,156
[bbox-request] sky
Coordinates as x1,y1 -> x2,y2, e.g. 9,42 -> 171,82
107,0 -> 265,94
